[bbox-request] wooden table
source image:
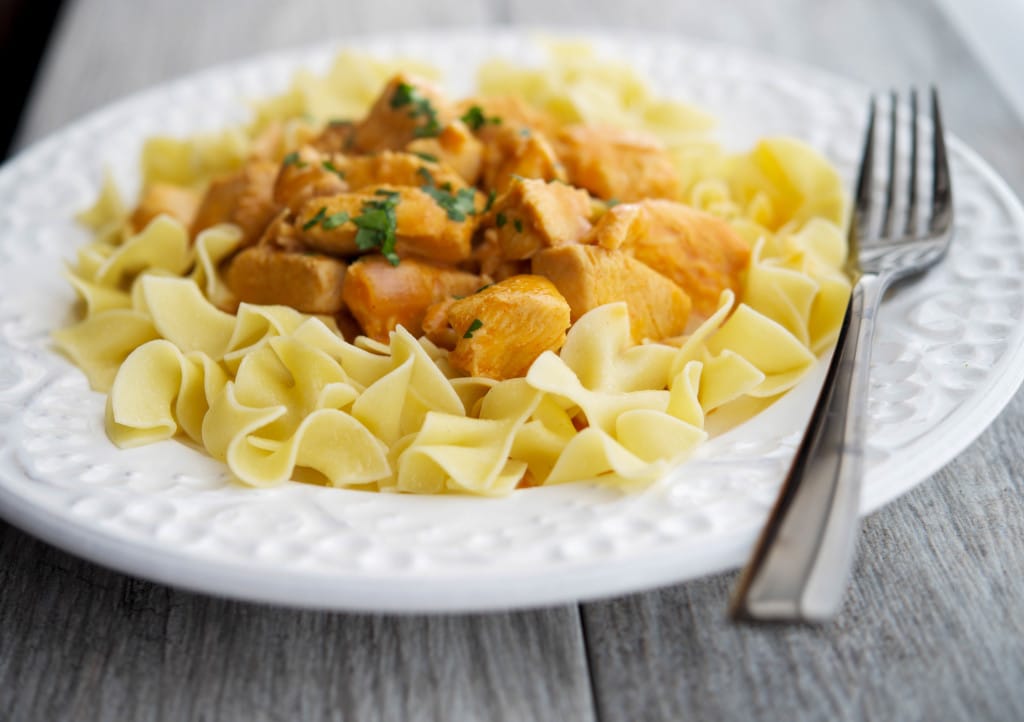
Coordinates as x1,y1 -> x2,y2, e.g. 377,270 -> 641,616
5,1 -> 1024,719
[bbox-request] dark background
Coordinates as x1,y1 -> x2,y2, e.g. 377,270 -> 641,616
1,0 -> 64,159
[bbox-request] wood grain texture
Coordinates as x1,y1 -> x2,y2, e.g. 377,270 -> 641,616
0,521 -> 595,722
5,0 -> 1024,720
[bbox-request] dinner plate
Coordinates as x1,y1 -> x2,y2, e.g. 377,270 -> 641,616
1,30 -> 1023,613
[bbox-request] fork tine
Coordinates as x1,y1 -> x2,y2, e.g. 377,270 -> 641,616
880,91 -> 899,237
903,89 -> 919,236
851,96 -> 877,246
929,87 -> 953,236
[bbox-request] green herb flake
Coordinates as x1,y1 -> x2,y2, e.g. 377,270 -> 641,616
412,151 -> 439,163
483,189 -> 497,214
463,318 -> 484,339
460,105 -> 502,131
283,151 -> 306,169
417,166 -> 477,222
519,128 -> 532,138
390,82 -> 442,139
606,198 -> 621,208
513,218 -> 524,233
321,211 -> 350,230
302,206 -> 327,231
496,212 -> 507,228
321,160 -> 346,179
474,284 -> 493,294
352,193 -> 401,266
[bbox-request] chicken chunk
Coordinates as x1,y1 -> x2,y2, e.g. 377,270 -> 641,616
129,182 -> 200,232
532,244 -> 691,342
335,151 -> 468,193
444,275 -> 571,380
455,95 -> 561,138
273,146 -> 348,214
295,185 -> 480,264
470,229 -> 530,282
223,244 -> 347,314
191,160 -> 280,245
590,200 -> 750,317
479,125 -> 567,193
556,124 -> 681,202
310,120 -> 357,154
342,255 -> 488,342
406,120 -> 483,186
350,74 -> 453,154
485,177 -> 593,261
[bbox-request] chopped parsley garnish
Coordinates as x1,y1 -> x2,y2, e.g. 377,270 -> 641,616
496,212 -> 507,228
475,284 -> 493,294
328,118 -> 353,128
460,105 -> 502,131
513,218 -> 524,233
283,151 -> 305,168
390,82 -> 442,139
519,128 -> 532,138
321,211 -> 350,230
417,166 -> 477,222
321,160 -> 346,179
302,206 -> 327,231
463,318 -> 484,338
483,189 -> 497,213
352,192 -> 401,266
606,198 -> 621,207
412,151 -> 439,163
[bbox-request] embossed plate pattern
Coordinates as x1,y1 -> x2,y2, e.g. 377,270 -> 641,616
1,30 -> 1023,612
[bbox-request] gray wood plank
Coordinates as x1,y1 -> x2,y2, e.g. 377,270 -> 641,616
571,1 -> 1024,720
0,521 -> 595,722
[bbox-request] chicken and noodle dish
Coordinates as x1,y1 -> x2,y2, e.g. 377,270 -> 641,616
55,44 -> 851,495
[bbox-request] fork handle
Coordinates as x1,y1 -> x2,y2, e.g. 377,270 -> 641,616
730,273 -> 886,622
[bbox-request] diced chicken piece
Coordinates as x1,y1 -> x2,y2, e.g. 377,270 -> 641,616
444,275 -> 571,380
580,202 -> 648,250
406,120 -> 484,186
593,200 -> 750,317
421,297 -> 459,350
532,245 -> 691,342
253,209 -> 308,255
295,186 -> 480,264
455,96 -> 561,138
342,255 -> 487,341
555,125 -> 681,202
470,229 -> 530,282
223,244 -> 347,314
485,178 -> 593,260
351,74 -> 454,154
191,160 -> 280,246
335,150 -> 468,192
273,146 -> 348,214
479,125 -> 567,193
129,182 -> 200,232
310,120 -> 357,154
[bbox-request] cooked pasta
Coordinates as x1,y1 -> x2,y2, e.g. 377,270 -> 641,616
54,44 -> 851,495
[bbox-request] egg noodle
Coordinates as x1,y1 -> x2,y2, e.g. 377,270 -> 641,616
54,44 -> 850,495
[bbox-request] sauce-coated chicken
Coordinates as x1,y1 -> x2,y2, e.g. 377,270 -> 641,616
532,244 -> 691,342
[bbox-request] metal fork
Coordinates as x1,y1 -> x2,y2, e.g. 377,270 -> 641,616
729,89 -> 954,622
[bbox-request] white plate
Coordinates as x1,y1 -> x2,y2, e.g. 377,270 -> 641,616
1,30 -> 1023,613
